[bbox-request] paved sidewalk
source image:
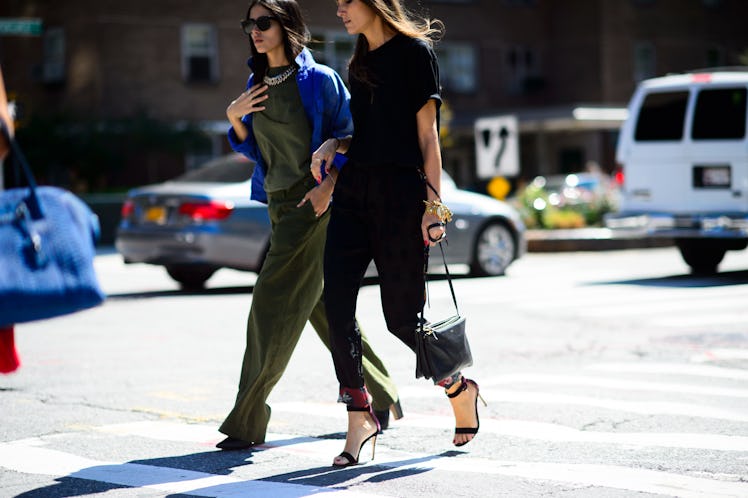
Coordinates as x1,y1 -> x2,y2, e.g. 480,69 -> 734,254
526,228 -> 673,252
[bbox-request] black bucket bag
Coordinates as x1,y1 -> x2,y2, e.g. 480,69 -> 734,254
415,240 -> 473,383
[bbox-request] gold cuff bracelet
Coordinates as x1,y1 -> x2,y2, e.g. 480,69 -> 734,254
423,199 -> 453,223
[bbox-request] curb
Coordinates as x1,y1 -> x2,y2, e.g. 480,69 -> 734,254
526,228 -> 674,252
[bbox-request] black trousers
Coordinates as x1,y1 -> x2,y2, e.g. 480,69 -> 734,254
324,163 -> 426,391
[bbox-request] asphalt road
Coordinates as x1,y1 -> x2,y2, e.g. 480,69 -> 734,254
2,246 -> 748,497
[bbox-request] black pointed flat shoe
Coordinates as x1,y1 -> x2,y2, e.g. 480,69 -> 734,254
216,436 -> 253,450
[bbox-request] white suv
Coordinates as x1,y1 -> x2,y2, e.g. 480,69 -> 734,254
607,69 -> 748,273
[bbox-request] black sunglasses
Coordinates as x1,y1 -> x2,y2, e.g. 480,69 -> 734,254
241,16 -> 277,34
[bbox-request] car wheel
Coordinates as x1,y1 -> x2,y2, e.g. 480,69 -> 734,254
470,221 -> 516,277
165,264 -> 217,289
676,239 -> 726,274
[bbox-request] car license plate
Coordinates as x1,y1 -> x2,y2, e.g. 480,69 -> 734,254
143,206 -> 167,224
693,165 -> 731,188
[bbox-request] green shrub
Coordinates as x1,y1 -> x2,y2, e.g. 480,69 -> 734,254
542,208 -> 586,229
510,178 -> 618,229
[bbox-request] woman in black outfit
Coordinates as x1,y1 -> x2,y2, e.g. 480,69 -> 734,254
311,0 -> 484,467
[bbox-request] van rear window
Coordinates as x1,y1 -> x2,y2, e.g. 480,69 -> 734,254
692,88 -> 747,140
634,91 -> 689,141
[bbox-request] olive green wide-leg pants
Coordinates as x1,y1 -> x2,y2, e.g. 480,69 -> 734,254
219,179 -> 399,444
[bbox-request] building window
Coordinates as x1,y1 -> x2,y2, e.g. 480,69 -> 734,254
181,24 -> 219,83
503,45 -> 543,95
436,42 -> 477,93
633,41 -> 656,82
42,27 -> 65,84
309,31 -> 355,80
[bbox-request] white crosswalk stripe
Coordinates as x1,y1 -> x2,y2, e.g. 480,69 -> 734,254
2,420 -> 747,498
0,439 -> 386,498
481,373 -> 748,398
2,361 -> 747,497
271,402 -> 748,451
587,362 -> 748,380
455,277 -> 748,330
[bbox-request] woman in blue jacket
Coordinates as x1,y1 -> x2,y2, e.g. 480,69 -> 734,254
216,0 -> 401,450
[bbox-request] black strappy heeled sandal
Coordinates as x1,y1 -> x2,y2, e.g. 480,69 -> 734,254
447,377 -> 487,447
333,405 -> 381,467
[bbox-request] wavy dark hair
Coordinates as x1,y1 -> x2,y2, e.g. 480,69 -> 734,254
244,0 -> 310,80
348,0 -> 444,87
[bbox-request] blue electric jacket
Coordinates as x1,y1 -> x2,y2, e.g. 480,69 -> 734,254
228,48 -> 352,204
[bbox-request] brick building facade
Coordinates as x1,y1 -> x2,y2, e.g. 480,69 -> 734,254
1,0 -> 747,190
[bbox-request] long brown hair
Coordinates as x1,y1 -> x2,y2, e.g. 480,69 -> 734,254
348,0 -> 444,87
244,0 -> 310,80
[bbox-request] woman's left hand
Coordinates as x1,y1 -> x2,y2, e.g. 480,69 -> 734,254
297,180 -> 334,218
310,138 -> 339,183
422,212 -> 446,247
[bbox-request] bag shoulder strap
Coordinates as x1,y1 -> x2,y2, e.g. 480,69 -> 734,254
1,120 -> 42,217
420,238 -> 460,333
437,243 -> 460,316
425,243 -> 459,316
418,168 -> 460,327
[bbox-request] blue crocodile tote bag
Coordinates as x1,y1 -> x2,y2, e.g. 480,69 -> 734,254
0,129 -> 105,326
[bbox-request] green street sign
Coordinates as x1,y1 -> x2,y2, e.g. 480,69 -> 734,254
0,18 -> 43,36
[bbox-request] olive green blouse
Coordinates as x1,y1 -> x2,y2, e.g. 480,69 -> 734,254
253,65 -> 313,193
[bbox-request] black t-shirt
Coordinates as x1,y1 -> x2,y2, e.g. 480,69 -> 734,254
347,33 -> 441,168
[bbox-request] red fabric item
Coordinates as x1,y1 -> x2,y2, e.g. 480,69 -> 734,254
338,386 -> 371,409
0,326 -> 20,374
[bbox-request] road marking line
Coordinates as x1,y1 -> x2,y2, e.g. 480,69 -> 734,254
2,431 -> 747,498
395,386 -> 748,422
587,362 -> 748,381
479,373 -> 748,398
654,313 -> 748,328
569,297 -> 748,319
269,436 -> 748,498
468,287 -> 743,313
487,390 -> 748,422
269,403 -> 748,451
691,349 -> 748,363
96,420 -> 221,442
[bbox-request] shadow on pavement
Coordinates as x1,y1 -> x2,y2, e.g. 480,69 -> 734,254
13,450 -> 252,498
13,477 -> 129,498
256,456 -> 437,489
594,269 -> 748,288
106,286 -> 255,300
130,449 -> 255,475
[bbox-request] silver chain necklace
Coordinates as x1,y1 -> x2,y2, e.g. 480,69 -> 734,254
263,66 -> 297,86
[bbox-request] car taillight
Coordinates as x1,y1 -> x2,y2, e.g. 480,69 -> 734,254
178,201 -> 234,221
121,200 -> 135,219
614,169 -> 624,186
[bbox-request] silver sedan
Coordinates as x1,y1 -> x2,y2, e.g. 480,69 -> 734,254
115,154 -> 525,288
